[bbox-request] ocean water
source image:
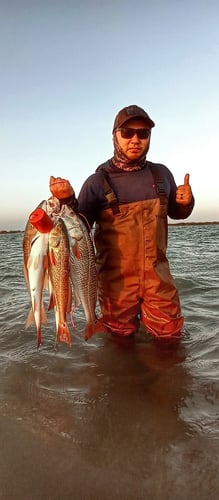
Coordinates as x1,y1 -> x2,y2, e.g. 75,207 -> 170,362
0,225 -> 218,500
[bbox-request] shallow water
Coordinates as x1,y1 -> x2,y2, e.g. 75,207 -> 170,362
0,226 -> 219,499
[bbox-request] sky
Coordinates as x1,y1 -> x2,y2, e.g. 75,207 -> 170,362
1,0 -> 219,230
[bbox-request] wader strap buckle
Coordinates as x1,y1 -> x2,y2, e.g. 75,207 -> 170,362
102,176 -> 120,215
148,166 -> 167,206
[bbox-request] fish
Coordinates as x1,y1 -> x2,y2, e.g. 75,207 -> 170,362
23,219 -> 49,348
23,193 -> 103,346
48,217 -> 72,345
46,196 -> 61,220
23,200 -> 47,276
60,204 -> 103,340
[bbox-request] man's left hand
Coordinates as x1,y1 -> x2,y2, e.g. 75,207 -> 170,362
49,176 -> 74,199
176,173 -> 193,206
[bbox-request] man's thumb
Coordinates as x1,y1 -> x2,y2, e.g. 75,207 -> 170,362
184,173 -> 190,185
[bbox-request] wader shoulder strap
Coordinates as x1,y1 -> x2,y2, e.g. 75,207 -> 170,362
148,165 -> 167,205
101,171 -> 120,215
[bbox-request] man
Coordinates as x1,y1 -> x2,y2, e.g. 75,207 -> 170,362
52,105 -> 194,342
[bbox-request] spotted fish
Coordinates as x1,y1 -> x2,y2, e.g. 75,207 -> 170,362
48,217 -> 72,345
60,204 -> 103,340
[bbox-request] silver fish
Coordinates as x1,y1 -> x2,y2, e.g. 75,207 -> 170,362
23,227 -> 49,348
23,201 -> 49,347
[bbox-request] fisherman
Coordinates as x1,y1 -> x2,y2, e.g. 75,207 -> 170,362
52,104 -> 194,344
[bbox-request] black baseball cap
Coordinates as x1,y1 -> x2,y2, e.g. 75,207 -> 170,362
113,105 -> 155,131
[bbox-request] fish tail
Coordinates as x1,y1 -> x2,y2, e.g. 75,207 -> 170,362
37,327 -> 42,348
25,307 -> 35,328
56,322 -> 71,346
85,319 -> 105,341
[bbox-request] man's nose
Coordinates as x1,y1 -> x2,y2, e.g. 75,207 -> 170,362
130,133 -> 140,142
131,132 -> 140,144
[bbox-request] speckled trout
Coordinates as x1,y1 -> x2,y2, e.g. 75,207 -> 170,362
60,204 -> 103,340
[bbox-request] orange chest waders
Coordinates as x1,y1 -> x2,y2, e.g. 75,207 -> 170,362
94,171 -> 184,338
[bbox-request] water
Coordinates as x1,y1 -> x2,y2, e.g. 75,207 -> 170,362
0,226 -> 219,500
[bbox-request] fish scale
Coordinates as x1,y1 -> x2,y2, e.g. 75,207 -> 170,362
60,204 -> 103,340
23,195 -> 104,346
48,217 -> 72,345
23,222 -> 49,348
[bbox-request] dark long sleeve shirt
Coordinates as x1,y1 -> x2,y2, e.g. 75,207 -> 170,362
77,160 -> 194,228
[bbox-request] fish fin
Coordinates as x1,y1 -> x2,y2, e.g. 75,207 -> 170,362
37,328 -> 42,348
56,323 -> 71,346
72,242 -> 81,260
85,319 -> 105,341
49,249 -> 56,266
43,270 -> 49,290
69,281 -> 80,307
43,254 -> 49,270
70,304 -> 76,328
41,302 -> 48,325
25,308 -> 35,328
27,255 -> 33,269
67,282 -> 72,313
48,292 -> 56,310
72,289 -> 81,308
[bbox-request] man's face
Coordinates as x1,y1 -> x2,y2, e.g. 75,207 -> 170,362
115,118 -> 151,160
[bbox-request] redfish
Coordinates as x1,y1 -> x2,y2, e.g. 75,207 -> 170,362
48,218 -> 72,345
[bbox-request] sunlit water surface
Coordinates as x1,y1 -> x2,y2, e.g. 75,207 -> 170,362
0,226 -> 218,499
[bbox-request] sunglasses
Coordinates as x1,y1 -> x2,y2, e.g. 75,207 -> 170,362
115,127 -> 151,139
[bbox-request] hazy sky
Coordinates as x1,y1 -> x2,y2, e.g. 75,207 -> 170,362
1,0 -> 219,230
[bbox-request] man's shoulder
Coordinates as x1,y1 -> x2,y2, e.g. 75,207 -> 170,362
146,161 -> 172,177
147,160 -> 167,170
84,162 -> 109,181
95,160 -> 112,174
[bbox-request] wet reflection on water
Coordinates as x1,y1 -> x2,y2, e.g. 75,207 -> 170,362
1,328 -> 218,499
1,229 -> 219,498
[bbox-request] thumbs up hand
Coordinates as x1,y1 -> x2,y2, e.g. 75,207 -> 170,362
176,173 -> 193,205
